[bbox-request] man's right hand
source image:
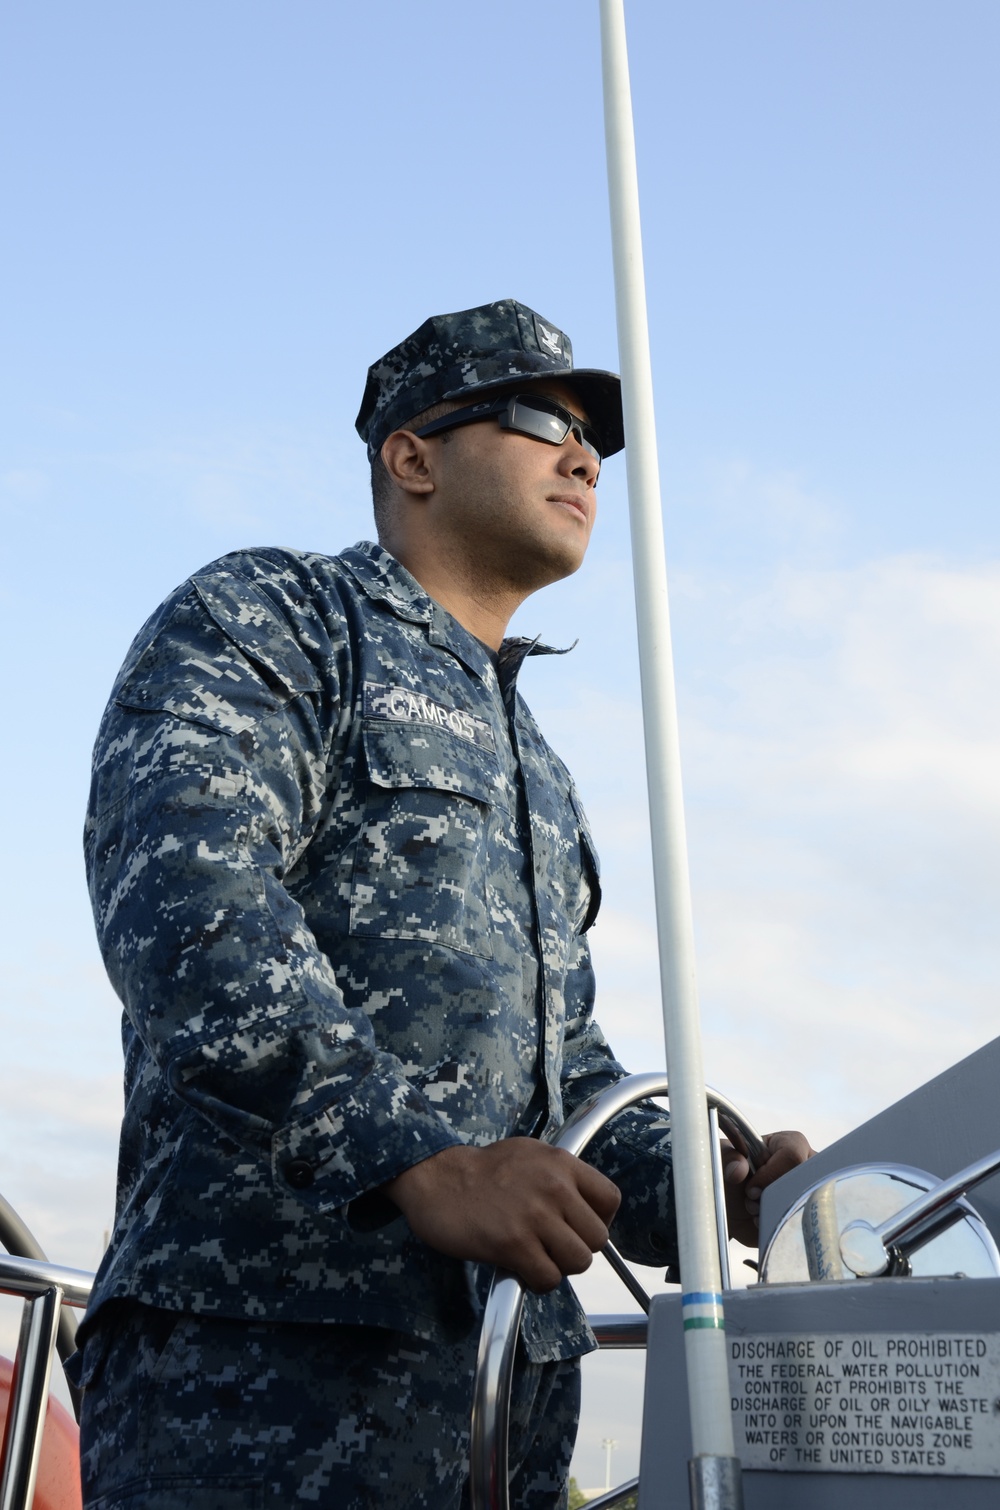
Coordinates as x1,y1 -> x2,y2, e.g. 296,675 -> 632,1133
382,1138 -> 621,1294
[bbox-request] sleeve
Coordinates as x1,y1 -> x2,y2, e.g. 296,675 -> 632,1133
559,932 -> 679,1269
85,565 -> 462,1216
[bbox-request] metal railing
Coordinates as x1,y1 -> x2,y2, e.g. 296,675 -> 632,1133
576,1479 -> 639,1508
0,1251 -> 93,1510
0,1077 -> 765,1510
0,1198 -> 80,1396
468,1074 -> 766,1510
839,1145 -> 1000,1277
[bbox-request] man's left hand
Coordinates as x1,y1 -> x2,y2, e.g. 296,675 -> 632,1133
722,1130 -> 815,1249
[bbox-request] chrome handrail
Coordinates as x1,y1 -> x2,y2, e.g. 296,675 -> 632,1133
590,1315 -> 649,1349
579,1478 -> 639,1509
0,1253 -> 94,1510
468,1074 -> 765,1510
0,1254 -> 93,1310
0,1195 -> 81,1385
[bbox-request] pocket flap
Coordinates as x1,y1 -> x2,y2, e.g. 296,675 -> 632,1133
193,572 -> 321,698
362,717 -> 501,808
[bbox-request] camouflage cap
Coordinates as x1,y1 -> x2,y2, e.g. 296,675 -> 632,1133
355,298 -> 624,462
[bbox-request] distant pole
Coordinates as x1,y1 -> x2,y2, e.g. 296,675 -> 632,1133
602,1438 -> 617,1492
598,2 -> 743,1506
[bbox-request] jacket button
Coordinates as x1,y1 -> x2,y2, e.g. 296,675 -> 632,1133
284,1159 -> 315,1190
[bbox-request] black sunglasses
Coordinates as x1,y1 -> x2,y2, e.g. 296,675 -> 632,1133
413,392 -> 603,466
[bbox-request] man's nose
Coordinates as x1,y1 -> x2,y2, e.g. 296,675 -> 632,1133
558,429 -> 600,486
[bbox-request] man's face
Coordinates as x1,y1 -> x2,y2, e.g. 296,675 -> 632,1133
423,379 -> 600,592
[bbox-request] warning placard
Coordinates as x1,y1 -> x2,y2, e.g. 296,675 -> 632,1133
729,1332 -> 1000,1475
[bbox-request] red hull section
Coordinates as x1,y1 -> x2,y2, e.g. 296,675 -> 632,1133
0,1356 -> 81,1510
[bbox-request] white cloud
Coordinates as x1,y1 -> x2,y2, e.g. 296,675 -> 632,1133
559,551 -> 1000,1136
559,549 -> 1000,1486
0,468 -> 50,500
130,425 -> 374,544
704,458 -> 840,552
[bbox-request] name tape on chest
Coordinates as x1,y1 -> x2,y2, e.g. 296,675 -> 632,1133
363,682 -> 496,751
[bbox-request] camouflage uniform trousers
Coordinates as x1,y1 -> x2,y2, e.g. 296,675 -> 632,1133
76,1304 -> 580,1509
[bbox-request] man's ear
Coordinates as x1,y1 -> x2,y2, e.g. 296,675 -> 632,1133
380,430 -> 436,496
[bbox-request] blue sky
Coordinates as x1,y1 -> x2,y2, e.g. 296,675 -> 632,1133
2,0 -> 999,1489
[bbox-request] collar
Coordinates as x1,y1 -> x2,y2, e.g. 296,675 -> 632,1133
339,541 -> 436,625
495,635 -> 574,705
339,541 -> 574,686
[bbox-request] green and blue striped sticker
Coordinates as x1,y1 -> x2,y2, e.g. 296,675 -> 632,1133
682,1291 -> 726,1332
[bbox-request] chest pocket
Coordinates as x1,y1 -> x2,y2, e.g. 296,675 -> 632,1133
350,718 -> 502,959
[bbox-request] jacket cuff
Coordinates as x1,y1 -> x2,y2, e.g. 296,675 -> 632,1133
271,1070 -> 463,1212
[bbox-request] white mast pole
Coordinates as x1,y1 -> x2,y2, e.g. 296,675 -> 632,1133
599,2 -> 743,1502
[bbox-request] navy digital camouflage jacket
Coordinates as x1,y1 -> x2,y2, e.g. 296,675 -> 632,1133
83,542 -> 676,1362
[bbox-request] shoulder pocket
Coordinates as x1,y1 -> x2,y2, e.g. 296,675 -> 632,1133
193,573 -> 321,698
350,720 -> 500,958
115,575 -> 320,737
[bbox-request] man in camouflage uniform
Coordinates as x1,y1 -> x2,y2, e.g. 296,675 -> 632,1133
74,300 -> 809,1509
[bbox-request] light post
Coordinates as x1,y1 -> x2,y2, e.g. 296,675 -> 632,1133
601,1438 -> 618,1492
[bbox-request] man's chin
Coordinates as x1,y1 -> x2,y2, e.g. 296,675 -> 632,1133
516,541 -> 588,592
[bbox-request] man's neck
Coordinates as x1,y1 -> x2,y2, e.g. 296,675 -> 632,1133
386,542 -> 527,651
